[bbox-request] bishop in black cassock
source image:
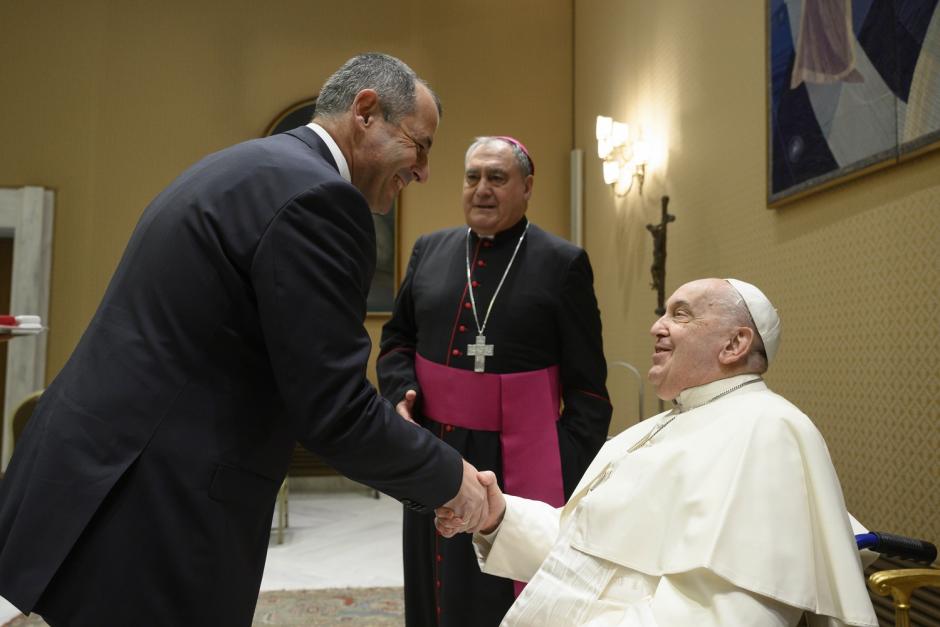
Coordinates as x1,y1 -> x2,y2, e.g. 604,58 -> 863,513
378,136 -> 612,627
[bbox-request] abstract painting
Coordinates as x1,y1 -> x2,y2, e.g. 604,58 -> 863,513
768,0 -> 940,205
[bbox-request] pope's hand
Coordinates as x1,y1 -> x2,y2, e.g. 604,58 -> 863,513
475,471 -> 505,534
396,389 -> 418,424
436,459 -> 488,537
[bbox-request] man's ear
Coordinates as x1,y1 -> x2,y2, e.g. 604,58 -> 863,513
719,326 -> 753,365
522,174 -> 534,201
352,89 -> 381,127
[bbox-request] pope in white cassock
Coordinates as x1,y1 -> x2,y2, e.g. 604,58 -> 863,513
435,278 -> 879,626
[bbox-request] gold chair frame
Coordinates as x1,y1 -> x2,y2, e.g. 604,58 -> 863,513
868,568 -> 940,627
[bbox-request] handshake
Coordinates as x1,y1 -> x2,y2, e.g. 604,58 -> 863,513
435,461 -> 507,538
396,392 -> 506,537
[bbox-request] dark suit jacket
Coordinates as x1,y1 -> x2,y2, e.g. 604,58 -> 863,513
0,126 -> 462,625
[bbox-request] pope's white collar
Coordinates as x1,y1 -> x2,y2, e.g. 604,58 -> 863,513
673,374 -> 765,412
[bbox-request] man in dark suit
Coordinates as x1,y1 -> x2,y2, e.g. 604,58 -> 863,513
0,52 -> 487,626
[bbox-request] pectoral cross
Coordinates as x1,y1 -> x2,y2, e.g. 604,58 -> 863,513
467,335 -> 494,373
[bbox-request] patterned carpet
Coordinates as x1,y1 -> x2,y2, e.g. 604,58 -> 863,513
254,587 -> 404,625
2,587 -> 405,626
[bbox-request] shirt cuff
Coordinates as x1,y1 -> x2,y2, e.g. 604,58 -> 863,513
472,508 -> 507,564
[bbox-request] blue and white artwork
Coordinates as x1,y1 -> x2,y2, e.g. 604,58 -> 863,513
768,0 -> 940,205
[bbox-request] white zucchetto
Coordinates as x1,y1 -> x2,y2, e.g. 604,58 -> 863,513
725,278 -> 781,363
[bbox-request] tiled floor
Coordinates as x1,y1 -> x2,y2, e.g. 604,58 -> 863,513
0,487 -> 404,623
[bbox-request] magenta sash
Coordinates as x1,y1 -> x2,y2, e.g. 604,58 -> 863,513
416,355 -> 565,597
415,354 -> 565,508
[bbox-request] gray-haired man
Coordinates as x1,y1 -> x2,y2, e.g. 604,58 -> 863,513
0,53 -> 487,626
440,278 -> 878,627
378,136 -> 612,626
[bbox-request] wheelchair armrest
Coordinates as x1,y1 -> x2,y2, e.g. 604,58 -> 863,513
867,568 -> 940,609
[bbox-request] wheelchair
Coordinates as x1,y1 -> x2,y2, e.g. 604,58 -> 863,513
854,532 -> 938,627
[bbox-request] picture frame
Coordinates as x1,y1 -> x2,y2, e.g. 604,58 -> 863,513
265,98 -> 399,315
767,0 -> 940,207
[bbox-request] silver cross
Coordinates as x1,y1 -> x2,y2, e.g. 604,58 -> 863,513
467,335 -> 494,373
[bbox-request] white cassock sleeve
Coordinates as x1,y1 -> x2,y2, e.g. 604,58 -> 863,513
473,494 -> 562,582
475,496 -> 803,626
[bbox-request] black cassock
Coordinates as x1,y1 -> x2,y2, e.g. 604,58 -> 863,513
378,217 -> 612,627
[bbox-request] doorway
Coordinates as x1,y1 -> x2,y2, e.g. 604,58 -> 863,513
0,186 -> 54,470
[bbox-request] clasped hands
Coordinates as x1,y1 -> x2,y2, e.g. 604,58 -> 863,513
395,390 -> 506,538
436,463 -> 506,538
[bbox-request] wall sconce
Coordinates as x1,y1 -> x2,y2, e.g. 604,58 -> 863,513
596,115 -> 649,196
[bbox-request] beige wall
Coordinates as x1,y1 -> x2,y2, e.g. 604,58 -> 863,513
0,0 -> 573,384
575,1 -> 939,541
3,0 -> 936,543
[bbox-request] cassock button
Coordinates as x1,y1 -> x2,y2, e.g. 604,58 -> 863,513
463,301 -> 472,309
458,324 -> 467,332
451,349 -> 461,356
436,554 -> 442,562
477,259 -> 486,267
482,240 -> 493,248
436,580 -> 442,589
444,425 -> 454,432
471,280 -> 480,288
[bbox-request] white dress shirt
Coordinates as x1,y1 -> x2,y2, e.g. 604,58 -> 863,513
306,122 -> 350,182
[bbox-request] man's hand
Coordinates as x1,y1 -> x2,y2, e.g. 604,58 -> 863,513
436,459 -> 488,537
396,389 -> 418,424
434,505 -> 461,537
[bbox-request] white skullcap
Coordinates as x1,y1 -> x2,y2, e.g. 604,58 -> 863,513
725,279 -> 781,364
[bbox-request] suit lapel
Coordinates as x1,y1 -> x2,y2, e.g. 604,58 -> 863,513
285,126 -> 339,173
